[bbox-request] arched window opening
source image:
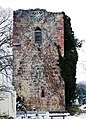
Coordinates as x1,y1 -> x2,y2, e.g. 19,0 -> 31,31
35,27 -> 42,44
41,89 -> 45,97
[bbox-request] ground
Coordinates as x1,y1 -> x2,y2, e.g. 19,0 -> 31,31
66,113 -> 86,119
16,113 -> 86,119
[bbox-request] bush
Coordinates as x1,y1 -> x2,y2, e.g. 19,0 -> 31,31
0,115 -> 8,119
67,105 -> 82,115
8,117 -> 14,119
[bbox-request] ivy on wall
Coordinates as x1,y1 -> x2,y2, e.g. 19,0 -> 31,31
55,12 -> 82,109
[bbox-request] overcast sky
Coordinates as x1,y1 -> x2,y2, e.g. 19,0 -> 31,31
0,0 -> 86,83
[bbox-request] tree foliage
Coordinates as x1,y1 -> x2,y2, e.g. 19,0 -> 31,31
16,96 -> 27,111
57,12 -> 82,109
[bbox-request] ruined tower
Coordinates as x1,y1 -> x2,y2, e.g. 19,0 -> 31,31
13,9 -> 65,111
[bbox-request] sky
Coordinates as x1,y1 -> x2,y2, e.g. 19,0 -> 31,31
0,0 -> 86,83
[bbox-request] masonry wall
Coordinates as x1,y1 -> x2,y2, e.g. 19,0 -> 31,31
13,9 -> 65,111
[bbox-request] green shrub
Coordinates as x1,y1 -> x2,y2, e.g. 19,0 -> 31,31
8,117 -> 14,119
67,105 -> 82,115
0,115 -> 8,119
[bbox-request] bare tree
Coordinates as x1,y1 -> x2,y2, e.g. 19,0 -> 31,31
0,7 -> 13,87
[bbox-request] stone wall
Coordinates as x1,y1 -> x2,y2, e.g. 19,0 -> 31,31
13,9 -> 65,111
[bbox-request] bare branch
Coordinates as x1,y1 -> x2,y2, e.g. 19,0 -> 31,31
0,7 -> 13,85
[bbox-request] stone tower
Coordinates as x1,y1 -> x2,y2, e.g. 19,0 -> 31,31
13,9 -> 65,111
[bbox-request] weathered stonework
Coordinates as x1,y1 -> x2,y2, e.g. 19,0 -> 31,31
13,9 -> 65,111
